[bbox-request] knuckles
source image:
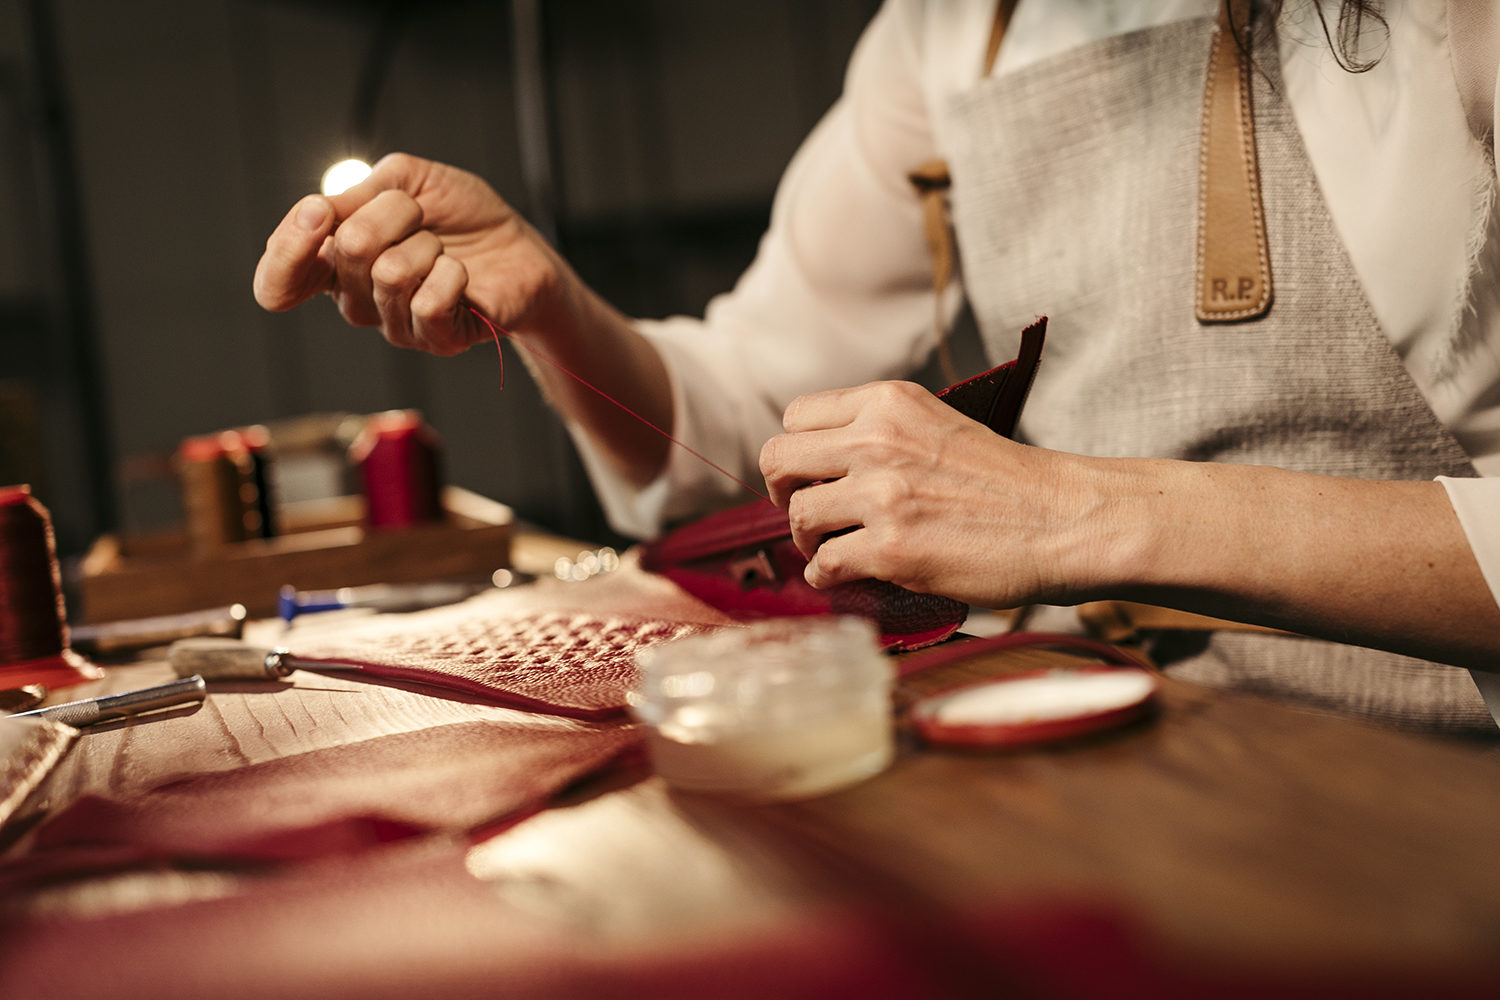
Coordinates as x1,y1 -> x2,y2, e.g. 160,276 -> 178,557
869,380 -> 928,406
332,217 -> 381,262
863,473 -> 912,521
373,151 -> 421,179
757,435 -> 788,480
369,253 -> 411,291
780,394 -> 814,431
409,291 -> 446,327
785,491 -> 818,538
805,549 -> 840,587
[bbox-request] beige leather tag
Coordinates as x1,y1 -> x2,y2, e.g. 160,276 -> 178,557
1195,0 -> 1272,323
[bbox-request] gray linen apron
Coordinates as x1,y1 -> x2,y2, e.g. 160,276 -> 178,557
942,15 -> 1493,731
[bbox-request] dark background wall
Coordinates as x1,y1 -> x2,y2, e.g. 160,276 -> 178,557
0,0 -> 885,557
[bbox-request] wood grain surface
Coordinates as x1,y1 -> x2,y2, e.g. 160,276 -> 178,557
6,558 -> 1500,983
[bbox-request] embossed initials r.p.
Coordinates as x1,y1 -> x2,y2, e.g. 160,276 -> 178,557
1211,276 -> 1257,302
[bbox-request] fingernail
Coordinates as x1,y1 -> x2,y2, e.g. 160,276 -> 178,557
296,200 -> 328,230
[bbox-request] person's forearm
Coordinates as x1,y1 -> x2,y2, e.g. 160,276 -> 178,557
1081,457 -> 1500,669
507,257 -> 671,487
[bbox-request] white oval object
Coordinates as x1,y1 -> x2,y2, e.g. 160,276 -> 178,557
912,666 -> 1159,749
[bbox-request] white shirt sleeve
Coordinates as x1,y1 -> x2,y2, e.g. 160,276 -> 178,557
1439,477 -> 1500,721
570,0 -> 954,539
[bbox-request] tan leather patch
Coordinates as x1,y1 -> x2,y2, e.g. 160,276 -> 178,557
1195,1 -> 1272,323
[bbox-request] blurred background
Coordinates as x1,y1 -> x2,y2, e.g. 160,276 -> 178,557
0,0 -> 889,558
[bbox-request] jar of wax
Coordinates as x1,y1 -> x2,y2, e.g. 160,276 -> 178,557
631,617 -> 893,801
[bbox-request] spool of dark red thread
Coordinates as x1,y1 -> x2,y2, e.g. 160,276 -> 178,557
349,410 -> 444,529
0,485 -> 103,691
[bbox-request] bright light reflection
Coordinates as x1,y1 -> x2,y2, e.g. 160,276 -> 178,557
320,158 -> 372,196
660,671 -> 715,699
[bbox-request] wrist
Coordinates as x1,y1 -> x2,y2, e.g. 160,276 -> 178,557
1047,454 -> 1188,604
506,231 -> 573,338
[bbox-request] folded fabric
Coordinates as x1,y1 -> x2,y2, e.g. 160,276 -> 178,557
0,715 -> 75,835
0,716 -> 641,896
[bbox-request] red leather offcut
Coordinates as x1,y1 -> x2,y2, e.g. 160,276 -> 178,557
0,716 -> 641,896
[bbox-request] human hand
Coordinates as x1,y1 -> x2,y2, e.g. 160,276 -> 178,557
252,153 -> 565,356
759,380 -> 1110,608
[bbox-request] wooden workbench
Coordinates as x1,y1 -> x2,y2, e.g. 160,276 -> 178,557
3,540 -> 1499,998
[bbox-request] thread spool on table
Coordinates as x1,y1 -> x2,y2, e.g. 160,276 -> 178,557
0,485 -> 102,691
349,410 -> 444,529
176,434 -> 250,551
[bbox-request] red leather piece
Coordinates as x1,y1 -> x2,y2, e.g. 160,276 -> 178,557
0,717 -> 640,891
641,318 -> 1047,650
291,602 -> 716,720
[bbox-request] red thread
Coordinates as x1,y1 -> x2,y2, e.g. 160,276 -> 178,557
466,305 -> 772,504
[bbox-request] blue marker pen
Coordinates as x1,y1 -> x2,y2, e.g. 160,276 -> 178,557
278,581 -> 485,623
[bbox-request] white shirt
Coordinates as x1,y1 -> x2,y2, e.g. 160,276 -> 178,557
568,0 -> 1500,692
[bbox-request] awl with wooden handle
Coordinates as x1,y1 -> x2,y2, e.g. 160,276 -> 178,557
167,637 -> 363,681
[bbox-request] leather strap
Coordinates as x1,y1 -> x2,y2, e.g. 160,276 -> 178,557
896,631 -> 1154,680
1076,600 -> 1289,643
906,0 -> 1018,383
981,0 -> 1014,78
909,159 -> 959,382
1195,0 -> 1273,323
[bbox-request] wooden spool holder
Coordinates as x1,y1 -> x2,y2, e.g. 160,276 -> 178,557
80,486 -> 513,623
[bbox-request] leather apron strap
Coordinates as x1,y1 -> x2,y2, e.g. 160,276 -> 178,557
912,0 -> 1278,378
1195,0 -> 1273,322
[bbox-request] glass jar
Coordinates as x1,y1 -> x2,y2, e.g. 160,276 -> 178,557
631,616 -> 893,801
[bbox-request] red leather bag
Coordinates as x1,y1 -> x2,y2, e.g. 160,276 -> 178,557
640,318 -> 1046,650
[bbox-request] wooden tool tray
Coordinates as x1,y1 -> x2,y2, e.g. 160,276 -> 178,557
79,487 -> 512,623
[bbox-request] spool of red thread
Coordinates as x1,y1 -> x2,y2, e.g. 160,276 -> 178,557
0,485 -> 103,691
349,410 -> 444,529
